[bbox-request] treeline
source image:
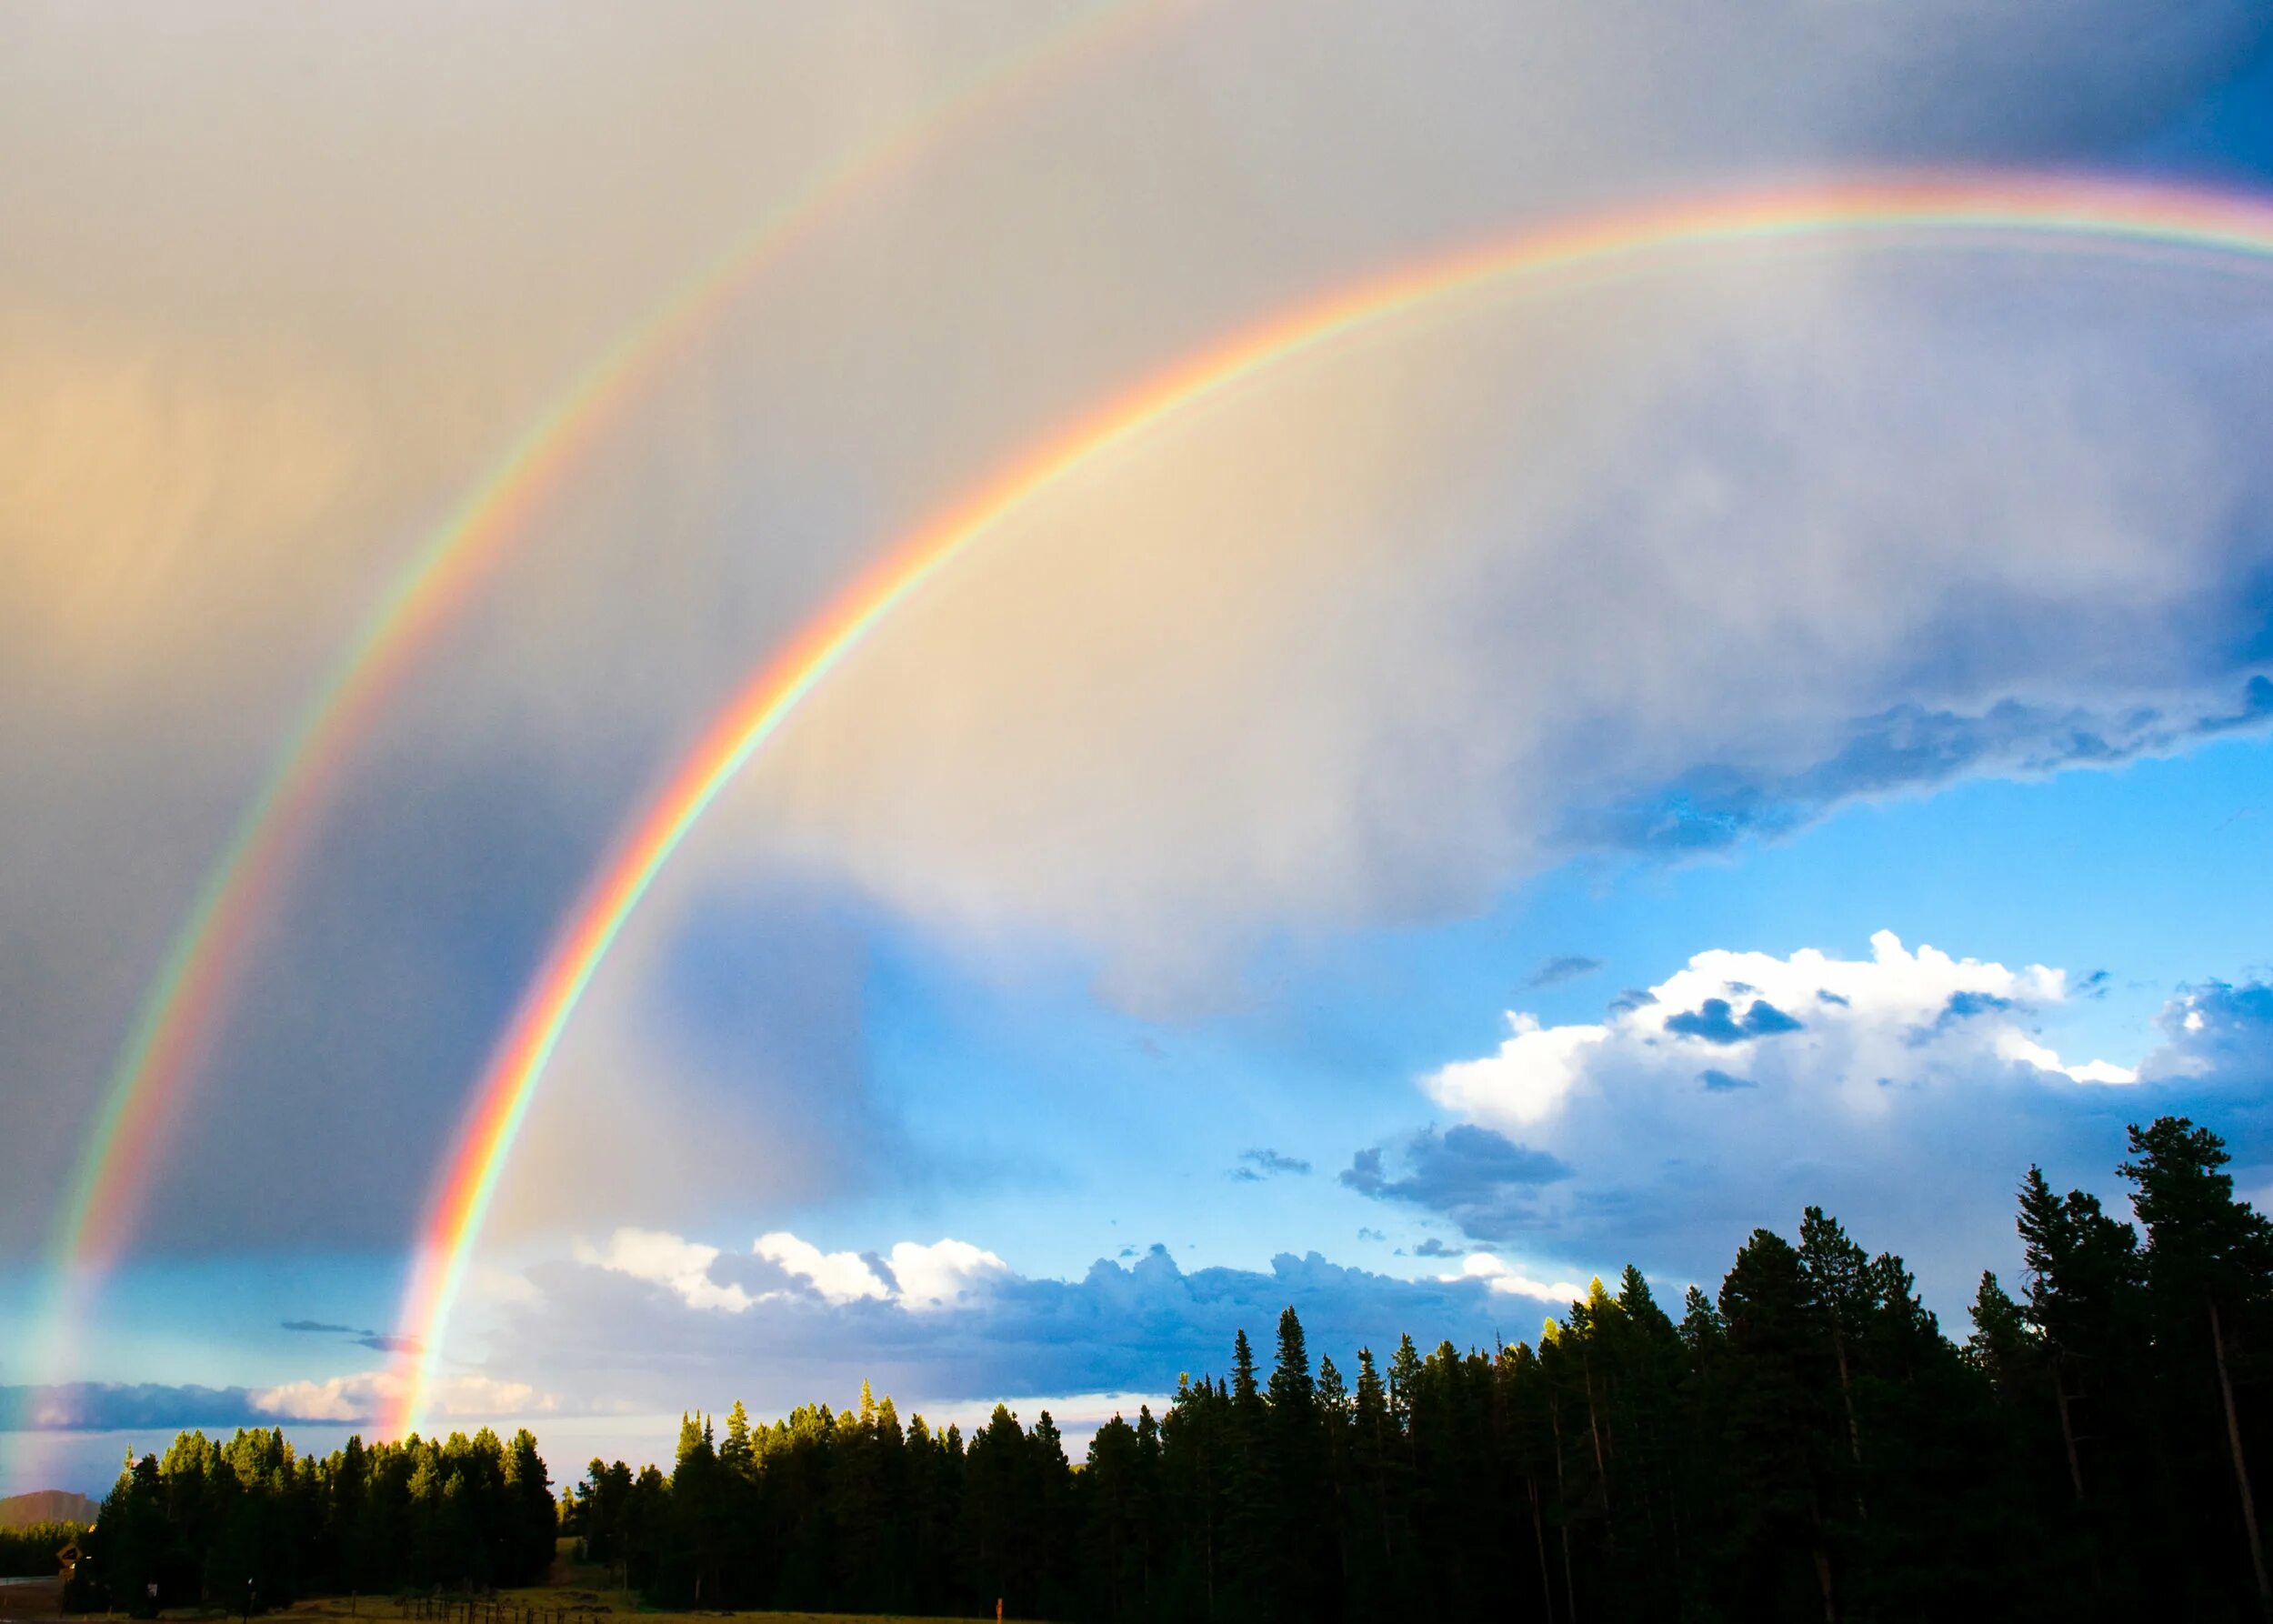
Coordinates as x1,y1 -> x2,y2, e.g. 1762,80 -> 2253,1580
56,1112 -> 2273,1620
70,1426 -> 555,1615
1,1522 -> 88,1579
568,1114 -> 2273,1622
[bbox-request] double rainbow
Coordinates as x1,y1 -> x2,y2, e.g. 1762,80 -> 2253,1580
385,172 -> 2273,1434
8,0 -> 1171,1486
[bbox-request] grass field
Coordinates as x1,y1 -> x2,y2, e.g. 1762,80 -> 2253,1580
0,1549 -> 1026,1624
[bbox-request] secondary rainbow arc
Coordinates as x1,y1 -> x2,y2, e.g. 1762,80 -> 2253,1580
385,170 -> 2273,1437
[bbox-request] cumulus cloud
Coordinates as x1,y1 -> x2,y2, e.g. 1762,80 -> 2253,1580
578,1228 -> 1011,1316
1427,931 -> 2129,1144
576,1228 -> 766,1314
1443,1253 -> 1593,1305
1397,931 -> 2260,1298
755,1233 -> 895,1306
2139,979 -> 2273,1084
879,1239 -> 1012,1313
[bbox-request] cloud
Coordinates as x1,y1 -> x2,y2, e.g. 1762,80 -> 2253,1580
1234,1148 -> 1312,1179
1400,930 -> 2238,1294
576,1228 -> 764,1314
250,1372 -> 552,1426
494,1234 -> 1565,1414
1340,1125 -> 1575,1240
1665,997 -> 1804,1045
1409,1237 -> 1459,1258
879,1239 -> 1012,1313
755,1232 -> 895,1306
0,1385 -> 275,1433
1527,955 -> 1604,988
2139,978 -> 2273,1084
1441,1253 -> 1592,1305
1428,931 -> 2128,1142
279,1319 -> 360,1336
0,1372 -> 549,1436
736,256 -> 2273,1022
578,1228 -> 1006,1317
1356,1228 -> 1386,1242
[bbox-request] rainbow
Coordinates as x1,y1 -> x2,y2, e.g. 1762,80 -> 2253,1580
385,170 -> 2273,1434
6,0 -> 1172,1482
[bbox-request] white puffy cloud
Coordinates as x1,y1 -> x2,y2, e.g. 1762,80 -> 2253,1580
1447,1254 -> 1593,1304
576,1228 -> 999,1313
1385,930 -> 2182,1298
884,1238 -> 1012,1314
575,1228 -> 758,1314
1427,930 -> 2128,1139
754,1232 -> 894,1306
251,1370 -> 552,1424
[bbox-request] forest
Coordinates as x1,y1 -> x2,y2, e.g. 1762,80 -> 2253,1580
65,1114 -> 2273,1622
71,1427 -> 556,1610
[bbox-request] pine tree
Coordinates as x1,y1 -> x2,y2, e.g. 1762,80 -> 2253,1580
2121,1116 -> 2273,1614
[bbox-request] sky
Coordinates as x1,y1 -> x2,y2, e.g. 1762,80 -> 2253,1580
7,0 -> 2273,1495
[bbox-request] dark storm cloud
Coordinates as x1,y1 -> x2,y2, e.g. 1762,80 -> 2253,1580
1340,1126 -> 1573,1241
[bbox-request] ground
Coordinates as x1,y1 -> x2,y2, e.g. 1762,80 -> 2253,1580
1,1590 -> 1009,1624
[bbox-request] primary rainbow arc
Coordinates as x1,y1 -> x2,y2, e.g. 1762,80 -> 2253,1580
386,170 -> 2273,1436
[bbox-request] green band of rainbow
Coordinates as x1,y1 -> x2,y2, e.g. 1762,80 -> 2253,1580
385,170 -> 2273,1435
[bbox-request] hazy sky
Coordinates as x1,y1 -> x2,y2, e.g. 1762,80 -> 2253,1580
8,0 -> 2273,1493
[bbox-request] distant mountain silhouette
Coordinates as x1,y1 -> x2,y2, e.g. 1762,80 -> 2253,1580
0,1491 -> 96,1530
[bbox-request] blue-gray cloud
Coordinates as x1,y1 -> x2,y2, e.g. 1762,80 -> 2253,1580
1665,997 -> 1804,1045
1341,1126 -> 1574,1241
501,1242 -> 1533,1415
1575,683 -> 2273,860
0,1384 -> 276,1433
2141,979 -> 2273,1088
1235,1148 -> 1311,1179
1527,955 -> 1604,988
